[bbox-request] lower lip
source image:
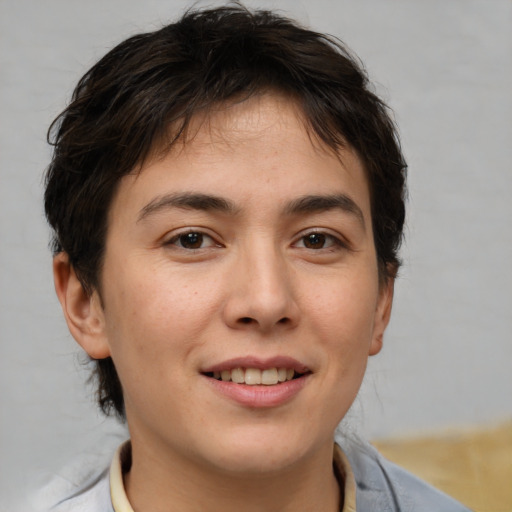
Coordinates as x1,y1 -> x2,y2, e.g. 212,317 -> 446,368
204,375 -> 309,408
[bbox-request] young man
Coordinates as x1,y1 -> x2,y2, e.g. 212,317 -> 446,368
43,5 -> 471,512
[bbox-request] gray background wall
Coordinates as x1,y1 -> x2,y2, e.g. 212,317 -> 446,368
1,0 -> 511,510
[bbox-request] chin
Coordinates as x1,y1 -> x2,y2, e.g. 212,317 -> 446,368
200,425 -> 319,475
212,447 -> 303,476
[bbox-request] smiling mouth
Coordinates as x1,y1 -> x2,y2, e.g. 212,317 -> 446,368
203,367 -> 309,386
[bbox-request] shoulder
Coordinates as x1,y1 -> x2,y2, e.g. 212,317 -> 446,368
33,456 -> 113,512
335,432 -> 472,512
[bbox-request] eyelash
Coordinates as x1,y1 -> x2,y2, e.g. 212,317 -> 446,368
164,229 -> 348,252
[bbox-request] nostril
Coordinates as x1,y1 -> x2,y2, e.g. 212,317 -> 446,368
235,316 -> 291,327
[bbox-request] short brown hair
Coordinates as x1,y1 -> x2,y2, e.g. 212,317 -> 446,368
45,4 -> 407,419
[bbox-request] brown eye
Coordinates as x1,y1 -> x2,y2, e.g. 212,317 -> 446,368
168,231 -> 217,250
294,231 -> 345,251
302,233 -> 327,249
179,232 -> 204,249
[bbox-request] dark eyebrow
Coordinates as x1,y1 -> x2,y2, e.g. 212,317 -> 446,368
284,194 -> 366,230
138,192 -> 239,222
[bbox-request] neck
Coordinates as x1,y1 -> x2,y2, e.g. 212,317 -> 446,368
124,440 -> 341,512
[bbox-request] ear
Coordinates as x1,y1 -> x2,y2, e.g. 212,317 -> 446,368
369,277 -> 394,356
53,252 -> 111,359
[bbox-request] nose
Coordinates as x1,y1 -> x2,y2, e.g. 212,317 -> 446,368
222,241 -> 300,334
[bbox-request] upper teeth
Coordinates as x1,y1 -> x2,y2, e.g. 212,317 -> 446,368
214,367 -> 295,385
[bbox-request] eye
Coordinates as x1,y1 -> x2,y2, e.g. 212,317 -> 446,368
294,231 -> 344,250
167,231 -> 218,250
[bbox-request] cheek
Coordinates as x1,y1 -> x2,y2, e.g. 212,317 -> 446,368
102,262 -> 221,363
304,271 -> 379,395
100,267 -> 211,413
307,274 -> 378,343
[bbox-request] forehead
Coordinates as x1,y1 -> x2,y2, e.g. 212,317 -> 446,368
113,93 -> 371,223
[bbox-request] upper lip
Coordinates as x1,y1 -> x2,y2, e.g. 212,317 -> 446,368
201,356 -> 310,374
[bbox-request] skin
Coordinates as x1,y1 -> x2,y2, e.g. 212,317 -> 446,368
54,93 -> 394,512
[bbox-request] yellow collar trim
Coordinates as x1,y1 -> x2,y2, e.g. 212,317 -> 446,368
334,443 -> 357,512
110,442 -> 134,512
110,441 -> 357,512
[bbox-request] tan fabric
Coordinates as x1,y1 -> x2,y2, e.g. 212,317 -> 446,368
334,443 -> 357,512
110,442 -> 134,512
109,440 -> 357,512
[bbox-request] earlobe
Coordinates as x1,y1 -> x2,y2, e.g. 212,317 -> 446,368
369,278 -> 394,356
53,252 -> 111,359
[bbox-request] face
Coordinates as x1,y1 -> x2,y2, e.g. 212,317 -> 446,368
76,94 -> 392,476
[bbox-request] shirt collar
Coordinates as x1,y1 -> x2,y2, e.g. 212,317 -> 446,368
110,442 -> 134,512
334,443 -> 357,512
110,440 -> 357,512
